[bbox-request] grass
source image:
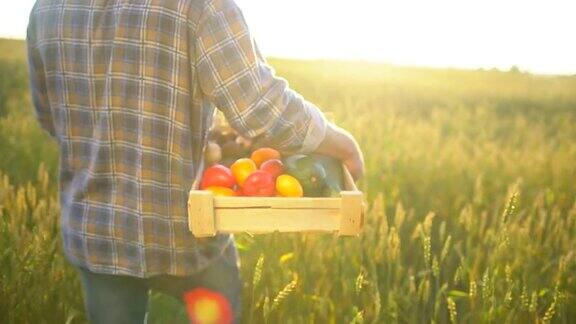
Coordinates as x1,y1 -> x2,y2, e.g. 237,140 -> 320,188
1,38 -> 575,323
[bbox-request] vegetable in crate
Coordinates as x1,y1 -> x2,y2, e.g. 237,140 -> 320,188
219,137 -> 253,166
310,154 -> 344,197
242,171 -> 276,196
204,186 -> 236,196
276,174 -> 304,197
259,159 -> 284,179
284,155 -> 327,197
231,158 -> 257,186
204,141 -> 222,165
283,154 -> 345,197
251,147 -> 281,167
200,165 -> 235,189
221,140 -> 247,160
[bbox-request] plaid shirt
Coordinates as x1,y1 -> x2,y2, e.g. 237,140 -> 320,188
27,0 -> 327,277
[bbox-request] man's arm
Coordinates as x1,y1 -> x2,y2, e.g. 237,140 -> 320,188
314,124 -> 364,180
27,9 -> 56,138
195,0 -> 364,178
195,0 -> 326,153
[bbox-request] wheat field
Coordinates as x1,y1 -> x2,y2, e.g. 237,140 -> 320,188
0,38 -> 575,323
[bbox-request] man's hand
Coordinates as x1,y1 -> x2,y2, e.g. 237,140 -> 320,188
343,154 -> 365,182
313,123 -> 365,181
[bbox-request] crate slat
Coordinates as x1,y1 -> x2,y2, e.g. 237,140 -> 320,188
213,196 -> 341,209
216,208 -> 340,233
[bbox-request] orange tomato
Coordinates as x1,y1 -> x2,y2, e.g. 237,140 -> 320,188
251,147 -> 281,167
205,186 -> 236,196
230,158 -> 257,186
276,174 -> 304,197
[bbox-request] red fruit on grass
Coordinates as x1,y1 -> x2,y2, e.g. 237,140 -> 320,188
260,159 -> 284,179
242,171 -> 276,197
200,164 -> 235,189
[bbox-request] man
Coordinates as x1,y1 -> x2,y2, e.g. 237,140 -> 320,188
27,0 -> 364,323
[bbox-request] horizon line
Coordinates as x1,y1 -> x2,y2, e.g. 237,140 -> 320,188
2,36 -> 574,77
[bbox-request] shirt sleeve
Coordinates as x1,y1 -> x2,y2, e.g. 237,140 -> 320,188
195,0 -> 327,153
26,9 -> 56,138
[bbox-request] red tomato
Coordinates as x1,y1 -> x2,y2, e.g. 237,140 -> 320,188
200,164 -> 235,189
242,171 -> 276,197
260,159 -> 284,179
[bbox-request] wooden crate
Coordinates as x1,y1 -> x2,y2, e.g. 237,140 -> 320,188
188,166 -> 364,237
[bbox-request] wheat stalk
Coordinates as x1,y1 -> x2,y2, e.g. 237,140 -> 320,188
249,254 -> 264,324
271,276 -> 298,311
350,309 -> 364,324
447,297 -> 457,323
253,254 -> 264,288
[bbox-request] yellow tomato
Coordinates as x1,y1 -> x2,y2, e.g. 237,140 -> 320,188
231,158 -> 257,186
276,174 -> 304,197
205,186 -> 236,197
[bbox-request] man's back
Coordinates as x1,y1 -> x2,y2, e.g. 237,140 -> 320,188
28,0 -> 225,277
28,0 -> 328,277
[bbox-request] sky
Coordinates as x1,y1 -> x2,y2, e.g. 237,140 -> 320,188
2,0 -> 575,75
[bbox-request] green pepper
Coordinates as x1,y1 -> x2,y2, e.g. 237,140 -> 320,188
284,155 -> 327,197
310,154 -> 344,197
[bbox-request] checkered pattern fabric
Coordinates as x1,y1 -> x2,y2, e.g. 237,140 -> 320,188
27,0 -> 327,277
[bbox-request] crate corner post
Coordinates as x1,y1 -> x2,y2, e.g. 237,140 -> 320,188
339,191 -> 364,236
188,190 -> 217,238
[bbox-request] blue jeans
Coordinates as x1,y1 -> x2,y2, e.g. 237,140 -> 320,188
76,244 -> 242,324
